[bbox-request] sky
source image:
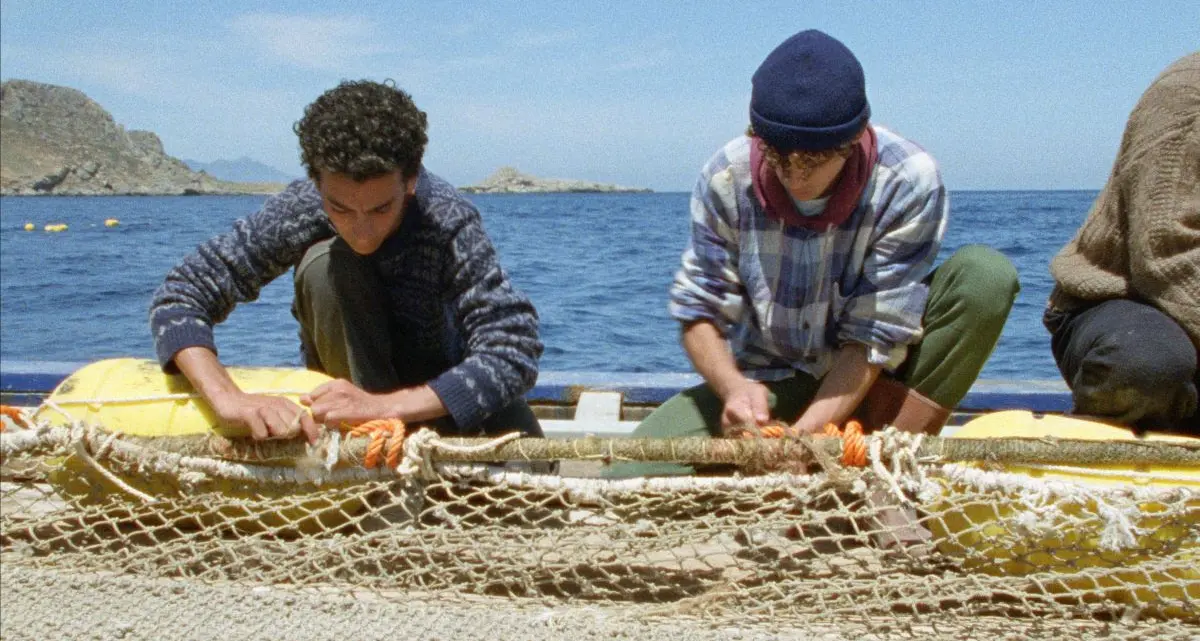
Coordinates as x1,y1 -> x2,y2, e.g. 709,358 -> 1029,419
1,1 -> 1197,192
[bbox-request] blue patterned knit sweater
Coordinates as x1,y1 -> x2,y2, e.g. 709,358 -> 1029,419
149,169 -> 542,429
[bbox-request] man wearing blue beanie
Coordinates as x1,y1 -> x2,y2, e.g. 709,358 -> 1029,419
610,31 -> 1019,496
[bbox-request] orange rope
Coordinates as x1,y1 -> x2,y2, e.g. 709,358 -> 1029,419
341,418 -> 406,469
0,405 -> 31,431
753,421 -> 797,439
739,418 -> 867,467
823,420 -> 867,467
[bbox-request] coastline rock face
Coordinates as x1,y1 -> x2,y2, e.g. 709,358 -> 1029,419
0,79 -> 280,196
459,166 -> 651,194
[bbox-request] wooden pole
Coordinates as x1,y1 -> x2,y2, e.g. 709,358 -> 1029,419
110,432 -> 1200,469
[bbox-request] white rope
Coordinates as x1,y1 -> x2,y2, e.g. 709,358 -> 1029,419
937,462 -> 1197,503
1005,462 -> 1200,485
72,436 -> 158,504
435,462 -> 830,501
290,429 -> 342,485
55,413 -> 157,503
862,432 -> 1187,552
866,428 -> 930,506
41,390 -> 315,406
8,417 -> 161,504
397,428 -> 525,479
35,392 -> 317,429
0,425 -> 64,456
40,399 -> 71,420
936,463 -> 1194,551
1096,501 -> 1142,551
323,430 -> 341,472
868,437 -> 904,504
5,418 -> 1196,517
398,428 -> 439,478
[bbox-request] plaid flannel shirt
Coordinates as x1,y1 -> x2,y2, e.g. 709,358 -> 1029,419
670,126 -> 948,381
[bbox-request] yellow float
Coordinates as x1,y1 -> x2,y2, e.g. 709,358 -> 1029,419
23,222 -> 35,231
33,358 -> 371,536
43,223 -> 68,232
104,218 -> 119,227
930,410 -> 1198,617
34,358 -> 331,437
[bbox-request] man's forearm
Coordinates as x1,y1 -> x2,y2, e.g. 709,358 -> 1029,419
681,321 -> 748,400
179,346 -> 319,442
384,385 -> 449,423
173,346 -> 244,409
794,344 -> 881,432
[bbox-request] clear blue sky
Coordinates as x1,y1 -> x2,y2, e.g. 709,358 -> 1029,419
2,1 -> 1196,191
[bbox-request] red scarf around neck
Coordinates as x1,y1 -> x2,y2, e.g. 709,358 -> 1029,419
750,126 -> 878,231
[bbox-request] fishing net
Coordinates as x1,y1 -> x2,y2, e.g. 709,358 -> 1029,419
1,411 -> 1197,641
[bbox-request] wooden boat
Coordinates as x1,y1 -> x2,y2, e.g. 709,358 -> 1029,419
0,358 -> 1074,437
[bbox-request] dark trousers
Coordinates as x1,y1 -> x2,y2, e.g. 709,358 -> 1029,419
291,237 -> 543,437
1046,298 -> 1199,433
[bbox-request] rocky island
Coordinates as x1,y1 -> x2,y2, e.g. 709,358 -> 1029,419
459,166 -> 650,194
0,79 -> 283,196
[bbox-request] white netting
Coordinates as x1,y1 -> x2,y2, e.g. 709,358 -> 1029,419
1,416 -> 1197,641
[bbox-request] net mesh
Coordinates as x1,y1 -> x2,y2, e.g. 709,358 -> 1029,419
1,415 -> 1197,641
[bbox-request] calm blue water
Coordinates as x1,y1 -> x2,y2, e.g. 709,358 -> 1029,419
0,190 -> 1092,380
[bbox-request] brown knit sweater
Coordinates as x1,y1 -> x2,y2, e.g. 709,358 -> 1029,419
1049,52 -> 1200,348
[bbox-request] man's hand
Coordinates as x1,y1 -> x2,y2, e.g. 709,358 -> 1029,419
209,392 -> 319,444
301,379 -> 395,426
719,379 -> 771,436
174,347 -> 319,444
678,321 -> 773,437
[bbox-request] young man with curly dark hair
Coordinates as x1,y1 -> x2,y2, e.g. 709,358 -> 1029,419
149,80 -> 543,443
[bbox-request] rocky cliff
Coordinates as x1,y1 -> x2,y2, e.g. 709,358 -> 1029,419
459,166 -> 650,194
0,80 -> 280,196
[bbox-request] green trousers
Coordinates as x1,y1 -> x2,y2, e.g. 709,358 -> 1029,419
606,244 -> 1019,477
292,237 -> 543,437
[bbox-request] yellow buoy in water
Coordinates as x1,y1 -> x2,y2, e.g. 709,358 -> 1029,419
43,223 -> 68,232
23,222 -> 35,231
104,218 -> 119,227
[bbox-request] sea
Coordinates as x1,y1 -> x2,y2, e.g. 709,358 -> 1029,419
0,190 -> 1093,381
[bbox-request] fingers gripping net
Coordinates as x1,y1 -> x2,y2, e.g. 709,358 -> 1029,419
1,416 -> 1197,641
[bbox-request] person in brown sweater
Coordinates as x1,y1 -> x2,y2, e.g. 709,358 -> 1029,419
1044,51 -> 1199,433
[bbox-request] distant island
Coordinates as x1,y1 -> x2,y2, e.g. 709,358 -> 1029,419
0,79 -> 285,196
459,166 -> 651,194
183,156 -> 299,185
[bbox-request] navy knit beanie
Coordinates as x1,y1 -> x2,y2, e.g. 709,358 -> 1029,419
750,30 -> 870,151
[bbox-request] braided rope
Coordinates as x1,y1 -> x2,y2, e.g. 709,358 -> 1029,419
341,419 -> 407,469
741,420 -> 868,467
823,421 -> 867,467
